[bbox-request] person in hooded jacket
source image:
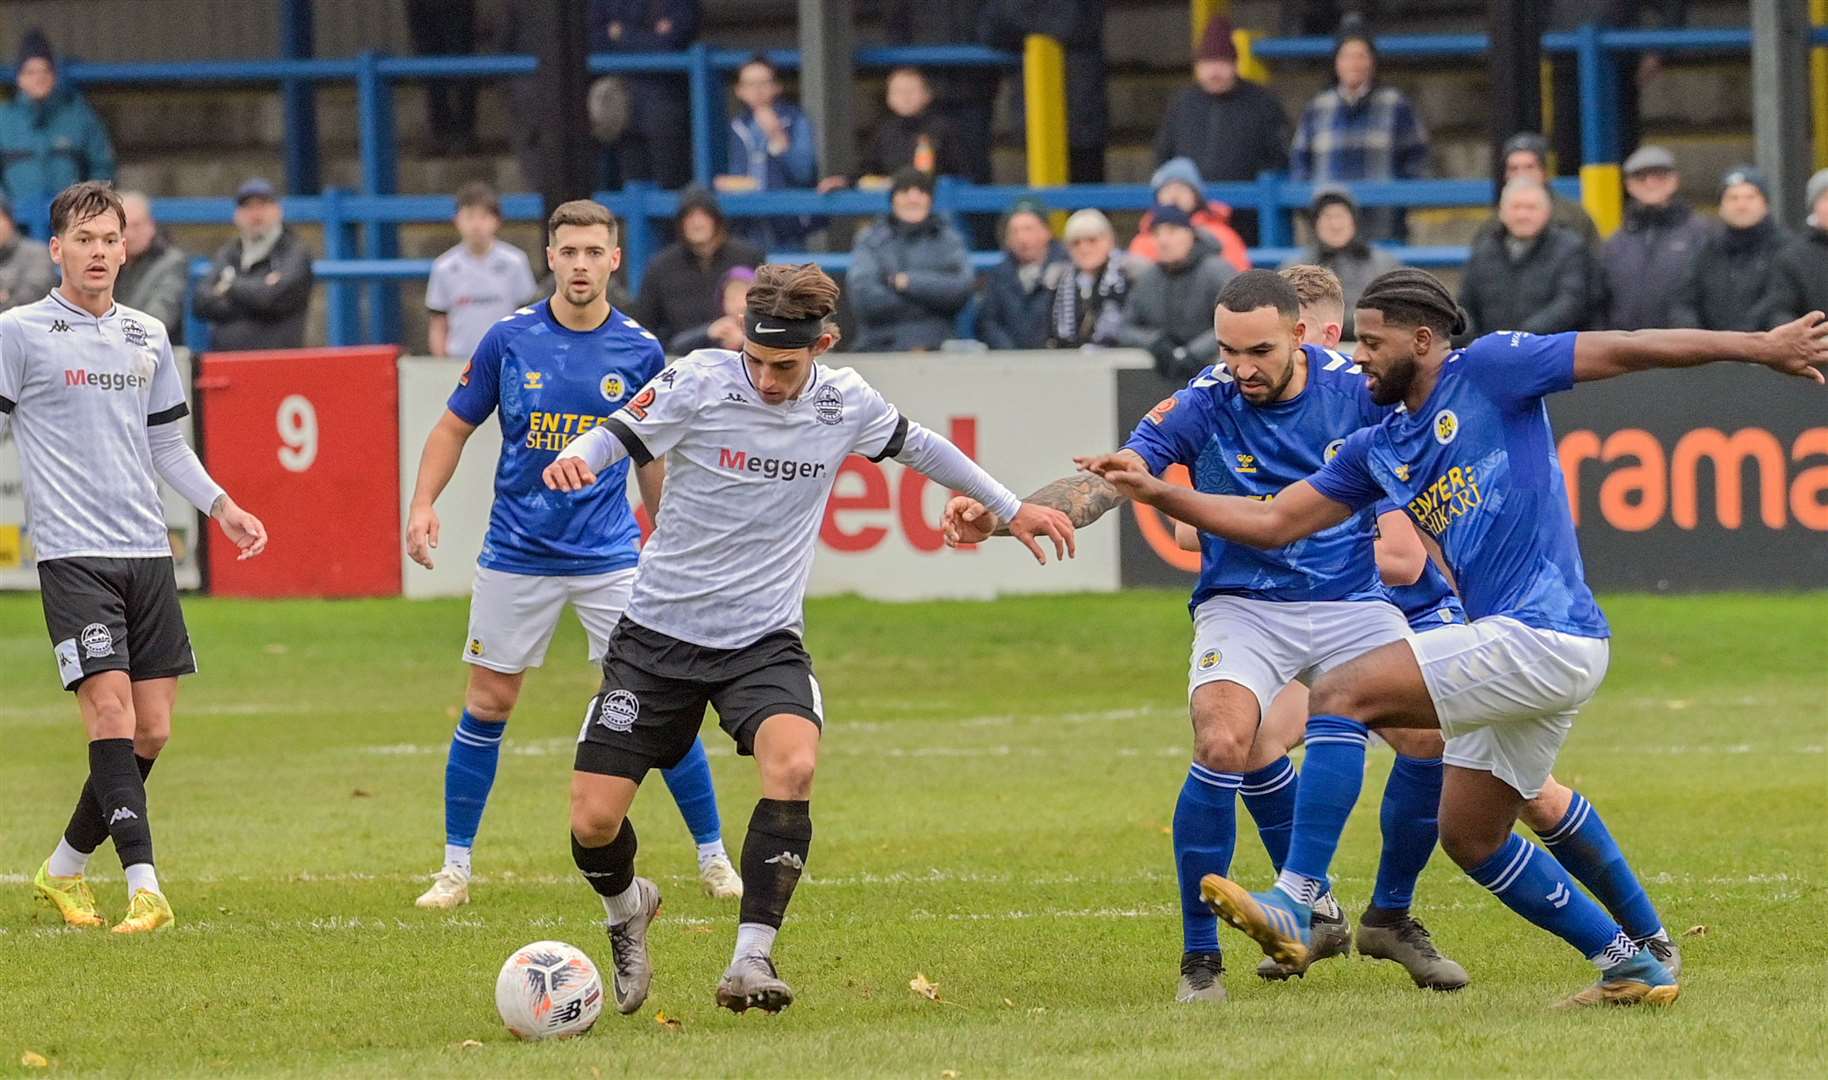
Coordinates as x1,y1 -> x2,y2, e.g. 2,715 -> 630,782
1129,157 -> 1250,273
1115,205 -> 1236,379
1669,166 -> 1790,332
0,30 -> 116,203
1278,187 -> 1399,340
631,187 -> 764,345
978,202 -> 1069,351
847,168 -> 975,352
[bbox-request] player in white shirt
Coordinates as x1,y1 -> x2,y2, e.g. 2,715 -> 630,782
0,182 -> 267,935
541,263 -> 1075,1016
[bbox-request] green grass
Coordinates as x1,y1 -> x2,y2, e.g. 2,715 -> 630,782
1,590 -> 1825,1078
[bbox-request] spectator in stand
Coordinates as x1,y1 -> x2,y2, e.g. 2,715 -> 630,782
116,192 -> 190,344
882,1 -> 998,186
719,56 -> 819,251
1048,209 -> 1140,348
0,194 -> 54,314
1478,132 -> 1599,248
424,181 -> 538,359
978,201 -> 1068,350
0,30 -> 116,204
1289,29 -> 1429,242
1767,169 -> 1828,325
855,68 -> 969,183
1116,205 -> 1236,379
668,266 -> 754,355
404,0 -> 480,153
1670,166 -> 1790,332
1153,15 -> 1289,245
590,0 -> 701,190
1459,179 -> 1593,339
1129,157 -> 1250,273
193,179 -> 316,351
631,187 -> 763,346
1278,187 -> 1399,340
847,168 -> 975,352
1598,145 -> 1708,329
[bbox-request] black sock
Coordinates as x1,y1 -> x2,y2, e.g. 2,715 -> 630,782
89,739 -> 153,869
739,799 -> 812,930
1361,903 -> 1409,928
64,753 -> 155,854
572,818 -> 637,898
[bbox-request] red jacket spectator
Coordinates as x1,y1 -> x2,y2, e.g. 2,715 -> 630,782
1128,157 -> 1249,272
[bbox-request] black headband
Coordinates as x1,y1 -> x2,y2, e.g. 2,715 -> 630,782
744,311 -> 826,348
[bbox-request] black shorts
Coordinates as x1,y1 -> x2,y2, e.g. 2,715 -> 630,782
574,620 -> 824,781
38,556 -> 195,691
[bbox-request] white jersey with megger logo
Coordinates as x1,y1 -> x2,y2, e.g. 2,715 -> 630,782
561,348 -> 1022,650
0,292 -> 188,560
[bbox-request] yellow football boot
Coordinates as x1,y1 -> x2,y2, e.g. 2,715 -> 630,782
110,889 -> 174,935
33,859 -> 105,929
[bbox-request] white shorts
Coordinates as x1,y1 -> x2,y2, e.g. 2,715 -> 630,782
1188,595 -> 1413,718
1409,615 -> 1610,799
462,566 -> 637,673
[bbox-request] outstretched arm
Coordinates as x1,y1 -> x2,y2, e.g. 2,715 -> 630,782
941,454 -> 1136,548
1087,454 -> 1353,549
1572,313 -> 1828,384
894,421 -> 1076,564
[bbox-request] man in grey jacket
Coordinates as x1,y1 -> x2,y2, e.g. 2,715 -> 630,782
192,178 -> 315,351
0,194 -> 54,313
115,191 -> 190,344
847,168 -> 974,352
1117,205 -> 1236,379
1598,147 -> 1708,330
1459,180 -> 1593,339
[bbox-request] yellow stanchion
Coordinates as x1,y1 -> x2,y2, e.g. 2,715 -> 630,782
1580,163 -> 1624,238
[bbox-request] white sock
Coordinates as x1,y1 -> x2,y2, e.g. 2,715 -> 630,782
601,881 -> 645,924
1273,869 -> 1324,908
696,839 -> 728,868
733,921 -> 777,962
124,863 -> 160,897
443,844 -> 473,875
48,838 -> 91,878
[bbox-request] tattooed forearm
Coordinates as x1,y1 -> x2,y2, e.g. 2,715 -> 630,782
994,473 -> 1125,535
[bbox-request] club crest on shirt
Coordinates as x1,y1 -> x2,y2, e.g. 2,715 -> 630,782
121,318 -> 148,347
1324,438 -> 1345,462
81,623 -> 114,659
467,638 -> 485,657
600,374 -> 626,402
1198,648 -> 1222,671
813,385 -> 843,425
597,689 -> 639,732
1433,409 -> 1460,445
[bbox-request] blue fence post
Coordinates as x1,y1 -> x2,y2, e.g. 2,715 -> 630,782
279,0 -> 320,194
689,42 -> 716,186
356,51 -> 401,344
622,182 -> 657,294
1574,22 -> 1621,167
1255,171 -> 1289,248
322,188 -> 360,346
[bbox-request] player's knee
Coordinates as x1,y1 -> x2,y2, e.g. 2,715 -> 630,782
464,675 -> 519,722
1308,673 -> 1367,722
763,750 -> 817,800
1191,719 -> 1252,773
88,696 -> 135,739
1518,783 -> 1571,833
1439,816 -> 1510,870
569,791 -> 625,848
133,729 -> 169,758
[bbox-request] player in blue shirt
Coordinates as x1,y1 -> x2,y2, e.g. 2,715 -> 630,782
402,200 -> 737,911
1092,267 -> 1828,1006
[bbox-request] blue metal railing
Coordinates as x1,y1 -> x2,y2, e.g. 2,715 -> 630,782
137,175 -> 1576,348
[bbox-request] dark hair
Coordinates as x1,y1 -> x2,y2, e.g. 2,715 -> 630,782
1355,268 -> 1468,338
547,199 -> 618,243
889,166 -> 936,197
51,180 -> 125,237
1501,132 -> 1550,169
738,53 -> 778,80
1217,269 -> 1301,321
747,263 -> 839,321
675,186 -> 724,230
455,180 -> 501,217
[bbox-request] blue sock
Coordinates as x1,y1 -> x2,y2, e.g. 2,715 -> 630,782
1535,791 -> 1663,941
1174,763 -> 1241,954
1371,755 -> 1443,911
1239,756 -> 1298,874
1282,715 -> 1369,888
659,737 -> 722,845
444,710 -> 505,848
1466,833 -> 1637,967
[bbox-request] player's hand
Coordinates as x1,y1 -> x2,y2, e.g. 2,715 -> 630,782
1758,311 -> 1828,384
1072,451 -> 1140,478
214,498 -> 269,560
543,456 -> 598,492
942,496 -> 996,547
406,503 -> 440,569
1006,502 -> 1076,565
1082,454 -> 1168,505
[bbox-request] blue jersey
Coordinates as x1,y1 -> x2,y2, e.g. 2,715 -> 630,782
1311,331 -> 1608,638
1126,344 -> 1390,612
446,301 -> 663,577
1376,499 -> 1467,631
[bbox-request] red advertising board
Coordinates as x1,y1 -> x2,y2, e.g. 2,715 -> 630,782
199,346 -> 402,597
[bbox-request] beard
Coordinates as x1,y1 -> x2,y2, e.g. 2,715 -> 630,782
1368,353 -> 1418,405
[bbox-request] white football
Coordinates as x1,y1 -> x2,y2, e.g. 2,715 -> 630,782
495,940 -> 604,1040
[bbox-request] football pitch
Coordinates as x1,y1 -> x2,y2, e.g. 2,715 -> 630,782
2,589 -> 1824,1078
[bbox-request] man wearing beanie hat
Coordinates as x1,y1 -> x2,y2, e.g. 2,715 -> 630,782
847,167 -> 974,351
0,29 -> 117,203
1115,202 -> 1237,378
1154,14 -> 1289,245
0,193 -> 54,313
1290,29 -> 1430,242
1130,158 -> 1250,273
1669,166 -> 1790,332
1767,169 -> 1828,325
